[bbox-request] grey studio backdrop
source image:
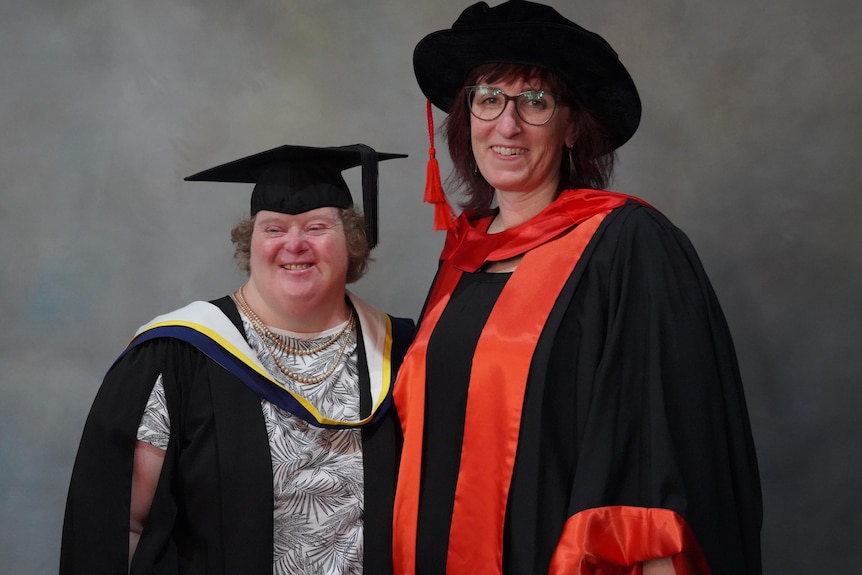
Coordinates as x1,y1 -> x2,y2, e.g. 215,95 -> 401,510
1,0 -> 860,572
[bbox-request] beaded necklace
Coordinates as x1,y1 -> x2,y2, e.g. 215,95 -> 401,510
231,287 -> 355,385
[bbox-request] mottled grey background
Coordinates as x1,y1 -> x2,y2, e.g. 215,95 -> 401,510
1,0 -> 860,572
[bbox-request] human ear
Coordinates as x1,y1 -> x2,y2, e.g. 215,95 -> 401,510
564,116 -> 578,148
565,120 -> 579,148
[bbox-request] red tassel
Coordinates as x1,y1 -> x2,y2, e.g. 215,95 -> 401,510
423,100 -> 455,231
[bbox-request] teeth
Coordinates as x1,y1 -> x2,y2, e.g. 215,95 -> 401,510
281,264 -> 311,270
492,146 -> 524,156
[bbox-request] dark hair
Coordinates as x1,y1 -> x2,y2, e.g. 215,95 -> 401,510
442,62 -> 617,211
230,207 -> 372,284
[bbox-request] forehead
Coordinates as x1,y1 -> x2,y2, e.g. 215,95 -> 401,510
473,63 -> 565,90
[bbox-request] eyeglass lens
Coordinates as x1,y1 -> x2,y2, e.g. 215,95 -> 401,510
467,86 -> 557,125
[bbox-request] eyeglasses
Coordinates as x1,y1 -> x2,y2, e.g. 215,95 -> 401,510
466,85 -> 559,126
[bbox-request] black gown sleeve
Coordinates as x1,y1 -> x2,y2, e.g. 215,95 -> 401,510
61,333 -> 275,575
506,204 -> 761,574
569,205 -> 761,572
60,339 -> 193,574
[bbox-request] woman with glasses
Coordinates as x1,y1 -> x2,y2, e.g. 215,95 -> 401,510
392,1 -> 762,574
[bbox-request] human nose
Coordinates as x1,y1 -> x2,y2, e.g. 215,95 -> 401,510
281,227 -> 310,252
495,99 -> 523,136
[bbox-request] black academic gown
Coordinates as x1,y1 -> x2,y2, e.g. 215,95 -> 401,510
61,295 -> 414,575
395,195 -> 762,574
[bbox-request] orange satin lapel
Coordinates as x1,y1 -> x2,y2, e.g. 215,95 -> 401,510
392,262 -> 463,574
446,212 -> 610,574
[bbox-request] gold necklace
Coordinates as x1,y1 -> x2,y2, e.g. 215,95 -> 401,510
231,288 -> 355,385
267,324 -> 353,385
233,286 -> 352,356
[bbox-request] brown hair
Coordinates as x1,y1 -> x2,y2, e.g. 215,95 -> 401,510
230,207 -> 372,284
442,62 -> 617,212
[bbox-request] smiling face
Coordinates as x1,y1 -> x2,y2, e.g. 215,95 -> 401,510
244,207 -> 349,330
470,76 -> 576,207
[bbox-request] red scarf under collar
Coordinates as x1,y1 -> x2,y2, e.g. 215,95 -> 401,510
441,189 -> 650,272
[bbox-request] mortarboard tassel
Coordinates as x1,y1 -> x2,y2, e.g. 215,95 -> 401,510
423,100 -> 455,231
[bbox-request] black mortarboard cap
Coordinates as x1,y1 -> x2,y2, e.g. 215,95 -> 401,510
184,143 -> 407,248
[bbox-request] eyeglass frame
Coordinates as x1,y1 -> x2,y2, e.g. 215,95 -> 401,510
465,85 -> 560,126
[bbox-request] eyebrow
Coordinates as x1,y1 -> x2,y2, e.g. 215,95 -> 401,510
256,213 -> 341,226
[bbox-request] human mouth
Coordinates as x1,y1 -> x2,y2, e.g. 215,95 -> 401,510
281,263 -> 312,270
491,146 -> 526,156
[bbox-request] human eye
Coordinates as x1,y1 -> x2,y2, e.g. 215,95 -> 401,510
520,91 -> 550,110
258,220 -> 284,235
475,86 -> 503,107
305,219 -> 337,234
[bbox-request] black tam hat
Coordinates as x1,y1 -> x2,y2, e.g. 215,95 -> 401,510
413,0 -> 641,150
185,144 -> 406,248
